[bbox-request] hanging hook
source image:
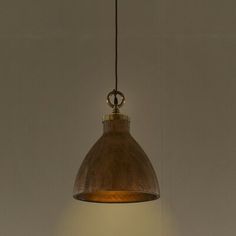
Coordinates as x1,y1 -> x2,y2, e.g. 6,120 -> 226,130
107,89 -> 125,113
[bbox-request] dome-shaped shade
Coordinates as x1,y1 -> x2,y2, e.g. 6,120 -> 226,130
73,114 -> 160,203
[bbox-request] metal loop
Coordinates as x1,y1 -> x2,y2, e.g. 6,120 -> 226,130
107,90 -> 125,109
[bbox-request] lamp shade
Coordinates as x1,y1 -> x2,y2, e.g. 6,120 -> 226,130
73,113 -> 160,203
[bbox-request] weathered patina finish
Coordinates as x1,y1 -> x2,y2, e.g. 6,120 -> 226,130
73,113 -> 160,203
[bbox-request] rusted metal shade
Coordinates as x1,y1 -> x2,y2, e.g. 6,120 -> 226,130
73,113 -> 160,203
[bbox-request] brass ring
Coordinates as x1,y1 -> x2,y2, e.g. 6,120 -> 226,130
107,90 -> 125,109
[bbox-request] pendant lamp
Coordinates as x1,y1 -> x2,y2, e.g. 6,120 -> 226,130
73,0 -> 160,203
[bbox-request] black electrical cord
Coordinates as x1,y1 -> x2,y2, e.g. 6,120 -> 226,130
115,0 -> 118,93
106,0 -> 125,112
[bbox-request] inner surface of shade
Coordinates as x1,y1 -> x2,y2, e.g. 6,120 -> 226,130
74,191 -> 160,203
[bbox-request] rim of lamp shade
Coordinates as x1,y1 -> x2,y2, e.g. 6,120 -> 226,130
74,191 -> 160,204
73,113 -> 160,203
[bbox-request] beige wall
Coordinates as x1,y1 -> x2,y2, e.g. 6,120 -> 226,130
0,0 -> 236,235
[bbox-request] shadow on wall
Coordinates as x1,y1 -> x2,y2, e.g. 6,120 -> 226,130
54,200 -> 178,236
